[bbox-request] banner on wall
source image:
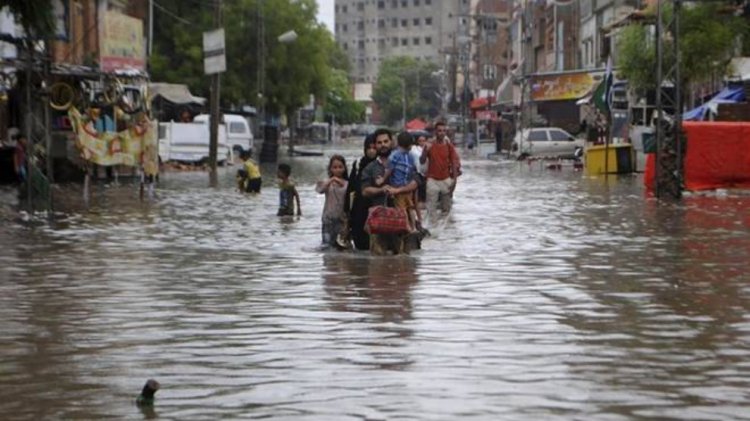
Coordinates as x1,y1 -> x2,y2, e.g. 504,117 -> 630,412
529,71 -> 602,102
100,11 -> 145,72
68,107 -> 159,176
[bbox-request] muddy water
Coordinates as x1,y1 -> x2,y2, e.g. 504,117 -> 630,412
1,146 -> 749,420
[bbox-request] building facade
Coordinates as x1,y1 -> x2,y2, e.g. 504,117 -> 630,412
334,0 -> 463,83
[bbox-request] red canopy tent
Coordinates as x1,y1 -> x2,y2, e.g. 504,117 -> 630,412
470,97 -> 491,110
405,118 -> 427,131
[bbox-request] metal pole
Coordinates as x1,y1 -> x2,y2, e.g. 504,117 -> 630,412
148,0 -> 154,57
209,0 -> 222,183
402,77 -> 406,128
654,0 -> 663,198
673,0 -> 683,193
24,41 -> 33,212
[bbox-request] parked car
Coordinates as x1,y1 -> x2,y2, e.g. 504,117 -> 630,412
194,114 -> 254,155
511,127 -> 584,159
158,121 -> 231,165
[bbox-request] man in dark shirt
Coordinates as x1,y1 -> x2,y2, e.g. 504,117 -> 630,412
361,128 -> 418,255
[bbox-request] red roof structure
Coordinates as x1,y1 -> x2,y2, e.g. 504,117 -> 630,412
405,118 -> 427,130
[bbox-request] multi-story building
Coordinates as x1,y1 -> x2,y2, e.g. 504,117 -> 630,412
334,0 -> 463,84
472,0 -> 511,94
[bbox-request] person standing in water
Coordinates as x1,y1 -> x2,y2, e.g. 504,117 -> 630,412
316,154 -> 349,249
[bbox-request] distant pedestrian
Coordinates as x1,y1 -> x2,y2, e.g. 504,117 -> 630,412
236,150 -> 262,193
420,121 -> 461,227
13,134 -> 27,183
277,163 -> 301,216
409,133 -> 428,206
316,155 -> 349,248
495,122 -> 503,153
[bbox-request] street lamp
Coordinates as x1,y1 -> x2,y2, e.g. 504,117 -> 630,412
278,30 -> 298,43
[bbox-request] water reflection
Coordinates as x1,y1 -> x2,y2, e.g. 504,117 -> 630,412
1,148 -> 750,420
323,254 -> 418,371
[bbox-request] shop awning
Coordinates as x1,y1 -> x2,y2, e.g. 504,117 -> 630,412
683,86 -> 745,121
149,83 -> 206,105
529,71 -> 601,102
495,75 -> 514,105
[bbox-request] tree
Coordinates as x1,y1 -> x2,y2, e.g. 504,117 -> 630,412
323,69 -> 365,124
617,3 -> 747,100
150,0 -> 341,116
0,0 -> 55,40
372,56 -> 441,126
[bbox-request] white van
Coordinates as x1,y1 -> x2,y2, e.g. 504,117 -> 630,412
158,121 -> 231,165
194,114 -> 254,155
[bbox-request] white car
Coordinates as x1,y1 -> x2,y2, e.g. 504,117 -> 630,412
511,127 -> 584,159
194,114 -> 254,155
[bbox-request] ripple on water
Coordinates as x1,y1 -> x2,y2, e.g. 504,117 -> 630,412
1,153 -> 750,420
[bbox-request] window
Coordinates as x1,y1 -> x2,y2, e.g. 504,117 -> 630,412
401,38 -> 408,46
425,36 -> 432,45
343,24 -> 348,32
401,19 -> 408,27
401,0 -> 407,7
342,5 -> 347,13
392,0 -> 398,7
528,130 -> 548,141
357,21 -> 364,30
414,0 -> 420,5
357,2 -> 364,11
413,18 -> 420,26
358,40 -> 365,49
378,1 -> 385,8
483,64 -> 497,80
343,42 -> 348,50
425,17 -> 432,25
378,19 -> 385,28
549,130 -> 573,141
335,5 -> 339,13
379,38 -> 386,47
229,122 -> 246,134
425,0 -> 431,4
413,37 -> 420,45
392,37 -> 399,46
391,18 -> 398,28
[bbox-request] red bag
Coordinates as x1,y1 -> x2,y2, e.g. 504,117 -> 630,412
365,204 -> 409,235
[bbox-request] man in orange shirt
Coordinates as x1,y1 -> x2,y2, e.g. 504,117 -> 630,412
420,121 -> 461,227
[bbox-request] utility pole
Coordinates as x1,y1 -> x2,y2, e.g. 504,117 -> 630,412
654,0 -> 683,200
208,0 -> 222,183
24,39 -> 32,212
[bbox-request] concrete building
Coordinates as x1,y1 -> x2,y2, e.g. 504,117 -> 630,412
472,0 -> 511,94
334,0 -> 464,84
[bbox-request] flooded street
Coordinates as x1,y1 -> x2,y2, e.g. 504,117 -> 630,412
1,145 -> 750,420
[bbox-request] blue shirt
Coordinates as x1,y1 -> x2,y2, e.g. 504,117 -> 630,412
388,149 -> 415,187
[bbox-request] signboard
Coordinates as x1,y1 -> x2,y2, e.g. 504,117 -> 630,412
203,28 -> 226,74
100,11 -> 145,72
475,110 -> 497,121
530,71 -> 602,102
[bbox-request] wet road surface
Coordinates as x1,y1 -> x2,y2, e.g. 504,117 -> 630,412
1,145 -> 749,420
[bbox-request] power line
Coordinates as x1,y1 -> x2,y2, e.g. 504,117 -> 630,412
153,1 -> 193,25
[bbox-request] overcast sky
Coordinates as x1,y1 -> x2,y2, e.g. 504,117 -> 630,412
317,0 -> 335,32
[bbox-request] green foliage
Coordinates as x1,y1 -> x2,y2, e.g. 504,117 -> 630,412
323,69 -> 364,124
617,3 -> 747,95
1,0 -> 55,40
372,57 -> 441,126
150,0 -> 349,116
617,25 -> 658,94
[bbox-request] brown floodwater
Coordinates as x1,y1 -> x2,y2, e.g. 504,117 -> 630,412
1,144 -> 749,420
